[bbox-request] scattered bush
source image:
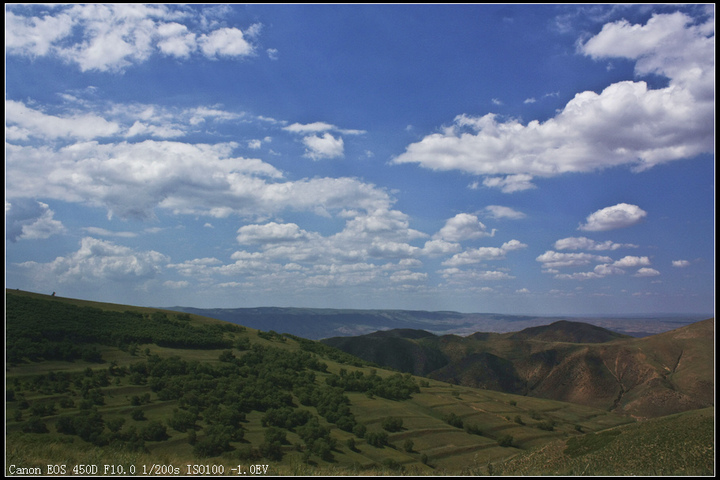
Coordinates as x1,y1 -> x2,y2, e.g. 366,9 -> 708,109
365,431 -> 389,448
498,434 -> 515,448
465,423 -> 483,436
381,416 -> 403,432
443,412 -> 464,429
403,439 -> 414,452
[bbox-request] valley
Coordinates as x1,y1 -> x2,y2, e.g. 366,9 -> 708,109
5,289 -> 715,475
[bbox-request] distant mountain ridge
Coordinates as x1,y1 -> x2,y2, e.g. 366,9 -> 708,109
166,306 -> 706,339
322,319 -> 715,419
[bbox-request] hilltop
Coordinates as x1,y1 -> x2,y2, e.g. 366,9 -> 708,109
323,319 -> 715,419
4,290 -> 714,475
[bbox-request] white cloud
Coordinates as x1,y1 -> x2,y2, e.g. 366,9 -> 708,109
18,237 -> 168,283
6,200 -> 67,242
634,267 -> 660,277
284,122 -> 336,134
421,239 -> 462,257
442,240 -> 527,266
580,12 -> 714,100
125,121 -> 185,139
484,205 -> 526,219
185,106 -> 243,125
482,174 -> 536,193
612,255 -> 651,268
302,133 -> 345,160
6,140 -> 290,220
157,22 -> 197,58
6,99 -> 250,143
6,5 -> 260,72
554,236 -> 638,251
82,227 -> 138,238
5,9 -> 75,56
392,12 -> 714,182
6,100 -> 120,140
536,251 -> 613,269
434,213 -> 496,242
578,203 -> 647,231
440,268 -> 515,283
672,259 -> 691,268
389,270 -> 428,284
541,251 -> 658,281
199,27 -> 255,58
7,138 -> 395,223
284,122 -> 366,136
237,222 -> 310,244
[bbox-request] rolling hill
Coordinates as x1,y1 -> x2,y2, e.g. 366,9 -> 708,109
4,290 -> 714,475
323,319 -> 715,419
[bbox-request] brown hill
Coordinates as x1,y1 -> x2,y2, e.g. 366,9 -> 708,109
507,320 -> 631,343
322,319 -> 715,418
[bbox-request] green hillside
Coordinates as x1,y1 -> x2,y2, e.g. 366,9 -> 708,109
5,290 -> 712,475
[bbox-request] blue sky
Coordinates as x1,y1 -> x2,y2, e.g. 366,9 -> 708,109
5,4 -> 715,315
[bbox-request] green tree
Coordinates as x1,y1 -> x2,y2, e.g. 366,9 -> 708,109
381,416 -> 403,432
142,420 -> 168,441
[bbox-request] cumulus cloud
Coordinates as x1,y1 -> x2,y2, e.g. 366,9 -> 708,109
442,240 -> 527,267
554,236 -> 638,250
612,255 -> 651,268
536,251 -> 613,269
6,100 -> 120,140
434,213 -> 496,242
580,11 -> 714,100
6,5 -> 260,72
199,27 -> 255,58
539,250 -> 657,281
391,12 -> 714,184
302,133 -> 345,160
422,239 -> 462,257
6,138 -> 399,221
6,199 -> 67,242
482,174 -> 536,193
672,259 -> 691,268
634,267 -> 660,277
18,237 -> 168,284
484,205 -> 526,220
237,222 -> 310,244
578,203 -> 647,231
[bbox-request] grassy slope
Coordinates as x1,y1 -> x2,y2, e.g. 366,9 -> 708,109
493,407 -> 715,476
4,290 -> 712,475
